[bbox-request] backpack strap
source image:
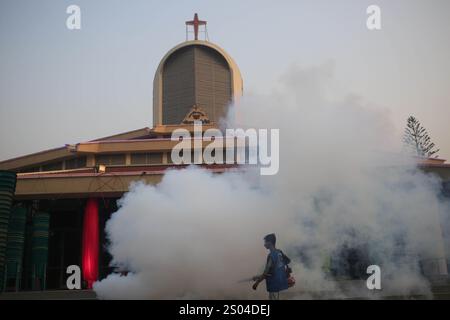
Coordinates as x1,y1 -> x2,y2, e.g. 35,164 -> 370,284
279,250 -> 291,265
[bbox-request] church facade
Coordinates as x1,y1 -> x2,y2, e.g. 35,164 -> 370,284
0,15 -> 243,292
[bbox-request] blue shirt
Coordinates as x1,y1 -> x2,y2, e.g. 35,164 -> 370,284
265,249 -> 289,292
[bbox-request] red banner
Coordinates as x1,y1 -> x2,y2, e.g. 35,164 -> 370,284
82,198 -> 99,289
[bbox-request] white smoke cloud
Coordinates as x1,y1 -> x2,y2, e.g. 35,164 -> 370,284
94,63 -> 448,299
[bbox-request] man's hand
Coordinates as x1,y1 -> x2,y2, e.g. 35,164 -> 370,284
252,275 -> 264,290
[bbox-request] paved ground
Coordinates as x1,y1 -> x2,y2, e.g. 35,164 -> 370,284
0,289 -> 97,300
1,280 -> 449,300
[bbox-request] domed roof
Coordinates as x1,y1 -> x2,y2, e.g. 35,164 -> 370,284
153,40 -> 243,126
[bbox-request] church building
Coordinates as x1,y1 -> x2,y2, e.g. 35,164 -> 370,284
0,14 -> 242,292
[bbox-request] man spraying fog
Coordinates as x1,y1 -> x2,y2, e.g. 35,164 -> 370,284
252,233 -> 292,300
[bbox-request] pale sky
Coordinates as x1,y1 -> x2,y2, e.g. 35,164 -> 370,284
1,0 -> 449,161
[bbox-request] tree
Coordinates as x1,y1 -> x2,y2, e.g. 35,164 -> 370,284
403,116 -> 439,158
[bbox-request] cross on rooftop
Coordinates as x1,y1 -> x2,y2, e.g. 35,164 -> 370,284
185,13 -> 207,41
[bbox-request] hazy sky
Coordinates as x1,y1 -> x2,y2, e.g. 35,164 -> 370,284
1,0 -> 449,161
